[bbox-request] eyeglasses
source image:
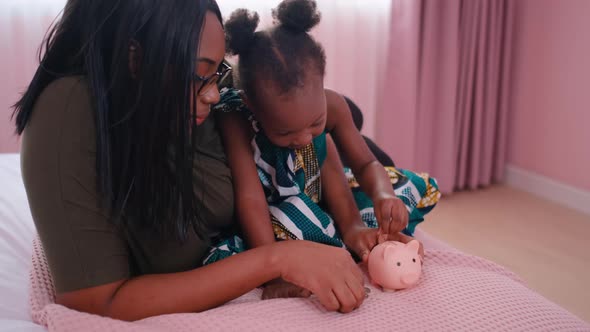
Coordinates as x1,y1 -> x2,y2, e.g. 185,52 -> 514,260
194,61 -> 232,95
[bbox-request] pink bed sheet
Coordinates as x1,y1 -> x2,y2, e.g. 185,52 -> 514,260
29,235 -> 589,331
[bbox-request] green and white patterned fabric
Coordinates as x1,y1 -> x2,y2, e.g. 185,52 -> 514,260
204,88 -> 440,265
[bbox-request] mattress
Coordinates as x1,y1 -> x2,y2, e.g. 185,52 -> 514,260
0,154 -> 45,332
1,153 -> 588,331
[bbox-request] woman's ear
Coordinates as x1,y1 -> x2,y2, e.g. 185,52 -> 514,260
128,39 -> 142,79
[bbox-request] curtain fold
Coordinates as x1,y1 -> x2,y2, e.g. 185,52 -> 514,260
376,0 -> 515,194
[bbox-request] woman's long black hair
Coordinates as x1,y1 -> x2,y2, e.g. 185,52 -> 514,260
13,0 -> 222,240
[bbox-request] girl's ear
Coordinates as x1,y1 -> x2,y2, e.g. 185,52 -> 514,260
128,39 -> 142,80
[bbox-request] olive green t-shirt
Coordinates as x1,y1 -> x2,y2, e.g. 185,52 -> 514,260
20,76 -> 235,293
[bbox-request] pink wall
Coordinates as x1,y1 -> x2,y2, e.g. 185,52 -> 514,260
508,0 -> 590,191
0,2 -> 59,153
0,1 -> 391,153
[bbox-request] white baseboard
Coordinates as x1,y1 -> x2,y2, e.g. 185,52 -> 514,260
504,165 -> 590,217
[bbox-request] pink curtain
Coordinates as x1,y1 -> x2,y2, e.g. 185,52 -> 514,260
376,0 -> 515,194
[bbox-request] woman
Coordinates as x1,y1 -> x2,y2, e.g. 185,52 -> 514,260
13,0 -> 365,320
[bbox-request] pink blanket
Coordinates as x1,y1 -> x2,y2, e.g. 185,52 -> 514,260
30,238 -> 589,331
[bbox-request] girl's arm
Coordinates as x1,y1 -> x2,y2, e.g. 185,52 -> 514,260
320,134 -> 379,262
324,89 -> 408,235
217,111 -> 276,248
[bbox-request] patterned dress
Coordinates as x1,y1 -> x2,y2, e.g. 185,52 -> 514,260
203,88 -> 440,265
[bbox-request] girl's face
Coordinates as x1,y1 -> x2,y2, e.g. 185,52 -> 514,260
251,74 -> 327,149
193,11 -> 226,126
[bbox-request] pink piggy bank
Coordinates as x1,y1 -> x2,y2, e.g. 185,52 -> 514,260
367,240 -> 422,291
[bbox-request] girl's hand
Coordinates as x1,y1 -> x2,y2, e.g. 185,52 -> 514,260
341,225 -> 380,264
275,240 -> 366,313
374,194 -> 409,236
378,232 -> 425,263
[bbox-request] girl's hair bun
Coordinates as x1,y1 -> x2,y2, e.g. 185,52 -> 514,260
272,0 -> 321,33
225,9 -> 260,55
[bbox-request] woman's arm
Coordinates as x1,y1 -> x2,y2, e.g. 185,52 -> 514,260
324,89 -> 408,235
57,245 -> 278,320
58,239 -> 366,320
23,79 -> 365,320
217,111 -> 276,248
55,123 -> 368,320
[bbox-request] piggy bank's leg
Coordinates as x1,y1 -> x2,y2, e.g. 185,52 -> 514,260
369,279 -> 380,289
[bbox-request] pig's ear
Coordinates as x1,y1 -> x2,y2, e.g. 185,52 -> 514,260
406,240 -> 420,252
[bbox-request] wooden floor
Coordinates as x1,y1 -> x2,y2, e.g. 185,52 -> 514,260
420,185 -> 590,323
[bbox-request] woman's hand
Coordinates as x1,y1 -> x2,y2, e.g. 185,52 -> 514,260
374,194 -> 409,236
274,240 -> 366,313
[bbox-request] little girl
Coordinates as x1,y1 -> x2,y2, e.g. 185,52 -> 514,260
206,0 -> 440,297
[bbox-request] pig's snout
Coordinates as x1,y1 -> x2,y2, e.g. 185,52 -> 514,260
401,271 -> 421,287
